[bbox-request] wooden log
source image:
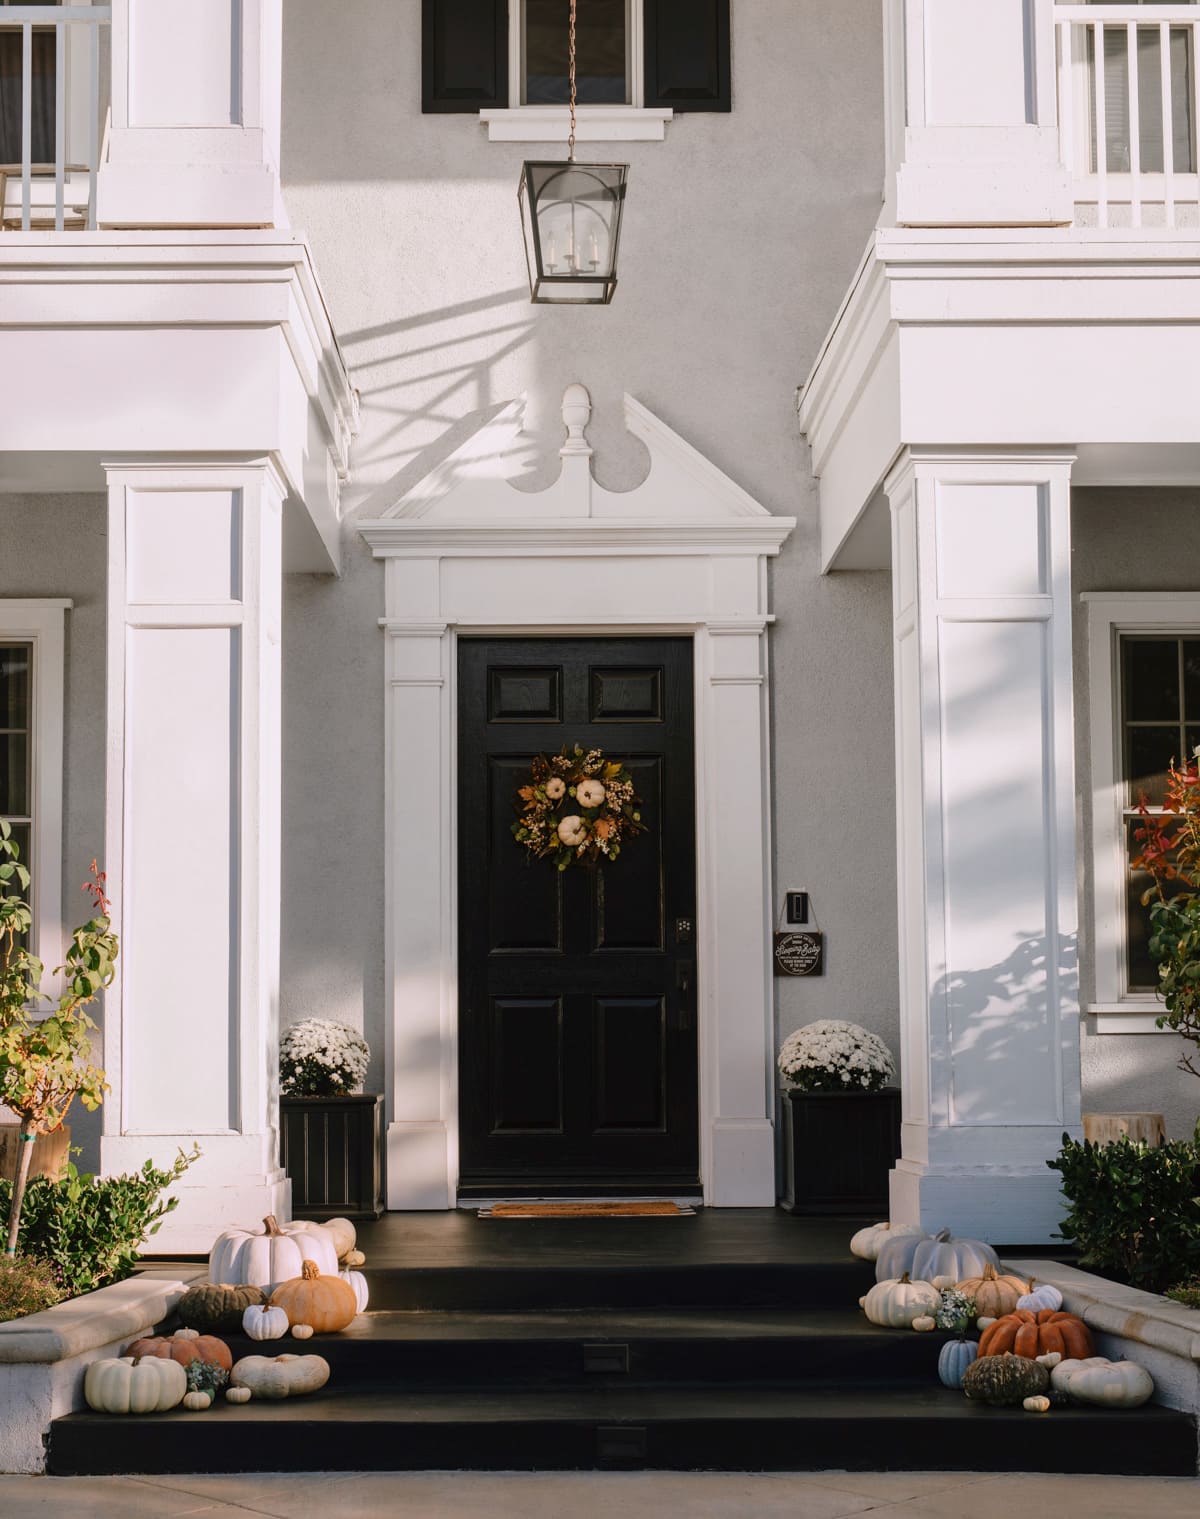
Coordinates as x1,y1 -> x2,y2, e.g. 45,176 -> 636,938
0,1125 -> 71,1184
1082,1112 -> 1167,1147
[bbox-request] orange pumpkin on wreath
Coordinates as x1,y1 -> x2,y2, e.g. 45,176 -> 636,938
977,1308 -> 1095,1360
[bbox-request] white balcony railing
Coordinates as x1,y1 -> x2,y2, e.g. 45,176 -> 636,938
1056,3 -> 1200,227
0,5 -> 110,232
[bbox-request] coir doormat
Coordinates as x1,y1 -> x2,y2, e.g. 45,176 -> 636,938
479,1201 -> 696,1219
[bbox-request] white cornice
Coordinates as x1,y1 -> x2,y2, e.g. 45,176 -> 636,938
359,518 -> 795,557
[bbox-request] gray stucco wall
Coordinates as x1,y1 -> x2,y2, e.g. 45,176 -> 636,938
278,0 -> 901,1101
1072,487 -> 1200,1139
0,494 -> 107,1170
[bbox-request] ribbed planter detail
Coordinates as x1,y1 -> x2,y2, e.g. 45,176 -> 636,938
779,1086 -> 901,1215
280,1093 -> 384,1220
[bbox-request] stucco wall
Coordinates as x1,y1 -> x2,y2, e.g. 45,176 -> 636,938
0,494 -> 107,1170
278,0 -> 901,1100
1072,487 -> 1200,1139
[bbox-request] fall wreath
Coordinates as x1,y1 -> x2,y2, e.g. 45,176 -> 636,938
512,745 -> 645,869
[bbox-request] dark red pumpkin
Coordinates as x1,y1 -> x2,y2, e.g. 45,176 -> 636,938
978,1308 -> 1094,1361
124,1331 -> 233,1372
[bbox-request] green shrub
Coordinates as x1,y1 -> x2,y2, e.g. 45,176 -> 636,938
0,1148 -> 198,1298
1165,1277 -> 1200,1309
0,1254 -> 63,1322
1047,1127 -> 1200,1293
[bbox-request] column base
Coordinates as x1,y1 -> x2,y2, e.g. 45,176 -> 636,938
706,1118 -> 776,1207
102,1135 -> 290,1254
386,1121 -> 452,1210
890,1158 -> 1067,1245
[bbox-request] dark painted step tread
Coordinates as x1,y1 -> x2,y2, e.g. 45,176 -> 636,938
55,1382 -> 1193,1424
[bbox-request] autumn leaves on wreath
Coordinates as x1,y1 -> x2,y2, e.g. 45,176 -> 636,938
0,819 -> 117,1256
512,744 -> 645,871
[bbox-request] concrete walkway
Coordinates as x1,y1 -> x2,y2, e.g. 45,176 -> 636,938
1,1471 -> 1197,1517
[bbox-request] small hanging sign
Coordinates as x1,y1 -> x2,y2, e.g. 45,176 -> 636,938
773,931 -> 824,978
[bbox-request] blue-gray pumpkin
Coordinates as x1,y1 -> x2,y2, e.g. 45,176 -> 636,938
938,1337 -> 978,1389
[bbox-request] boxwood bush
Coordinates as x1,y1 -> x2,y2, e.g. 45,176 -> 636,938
0,1148 -> 197,1299
1048,1126 -> 1200,1294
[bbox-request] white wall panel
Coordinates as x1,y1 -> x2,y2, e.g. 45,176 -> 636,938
128,0 -> 237,127
127,489 -> 241,605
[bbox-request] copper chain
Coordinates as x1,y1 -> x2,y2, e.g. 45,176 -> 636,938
567,0 -> 577,161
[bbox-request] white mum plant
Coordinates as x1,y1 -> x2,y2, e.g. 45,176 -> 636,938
280,1018 -> 370,1097
777,1019 -> 895,1094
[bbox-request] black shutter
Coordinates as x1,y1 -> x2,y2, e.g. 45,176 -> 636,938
422,0 -> 508,114
643,0 -> 730,113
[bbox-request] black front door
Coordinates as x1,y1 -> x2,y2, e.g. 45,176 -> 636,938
457,637 -> 699,1196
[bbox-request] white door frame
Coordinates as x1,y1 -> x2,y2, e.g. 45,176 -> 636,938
359,387 -> 795,1209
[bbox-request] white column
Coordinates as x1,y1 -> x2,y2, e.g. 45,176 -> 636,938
699,621 -> 776,1207
382,605 -> 456,1210
102,460 -> 289,1251
885,450 -> 1082,1243
883,0 -> 1071,227
98,0 -> 285,228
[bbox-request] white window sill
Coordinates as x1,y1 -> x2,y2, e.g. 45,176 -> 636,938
1087,1001 -> 1171,1034
480,106 -> 673,143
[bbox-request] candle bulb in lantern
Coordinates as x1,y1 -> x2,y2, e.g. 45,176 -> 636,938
588,231 -> 599,268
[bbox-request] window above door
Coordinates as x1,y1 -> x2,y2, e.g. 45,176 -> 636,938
422,0 -> 730,142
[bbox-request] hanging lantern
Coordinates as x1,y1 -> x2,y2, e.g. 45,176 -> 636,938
518,1 -> 628,305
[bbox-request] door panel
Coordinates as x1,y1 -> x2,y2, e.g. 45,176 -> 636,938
458,636 -> 698,1195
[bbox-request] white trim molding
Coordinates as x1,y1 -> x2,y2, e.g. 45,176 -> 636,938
0,599 -> 70,973
1082,590 -> 1200,1032
360,385 -> 795,1211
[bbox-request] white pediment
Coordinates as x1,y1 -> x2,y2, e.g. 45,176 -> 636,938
375,385 -> 778,525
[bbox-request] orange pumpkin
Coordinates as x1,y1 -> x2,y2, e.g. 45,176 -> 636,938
268,1259 -> 358,1333
978,1308 -> 1095,1361
954,1264 -> 1030,1319
124,1332 -> 233,1372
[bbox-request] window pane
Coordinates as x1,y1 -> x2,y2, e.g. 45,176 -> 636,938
0,643 -> 30,730
0,30 -> 58,165
1123,638 -> 1180,721
1126,725 -> 1184,806
1125,820 -> 1160,992
525,0 -> 628,105
1184,640 -> 1200,722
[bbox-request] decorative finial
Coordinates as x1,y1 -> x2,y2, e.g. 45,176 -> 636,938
560,383 -> 593,457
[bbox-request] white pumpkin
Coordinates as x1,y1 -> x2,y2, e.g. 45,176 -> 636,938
84,1355 -> 187,1415
909,1229 -> 999,1285
291,1323 -> 315,1340
911,1315 -> 936,1332
1054,1356 -> 1154,1408
1050,1356 -> 1113,1397
862,1272 -> 941,1329
1016,1281 -> 1064,1313
849,1221 -> 922,1262
209,1214 -> 339,1292
182,1391 -> 212,1411
242,1303 -> 290,1341
339,1268 -> 369,1313
1023,1395 -> 1052,1413
874,1231 -> 933,1283
230,1353 -> 331,1400
225,1385 -> 253,1404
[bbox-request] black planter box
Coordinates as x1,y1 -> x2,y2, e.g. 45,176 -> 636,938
779,1086 -> 901,1215
280,1093 -> 385,1220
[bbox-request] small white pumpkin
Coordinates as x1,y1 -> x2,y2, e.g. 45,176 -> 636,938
1055,1356 -> 1154,1408
343,1248 -> 366,1269
174,1328 -> 200,1341
1016,1281 -> 1064,1313
911,1315 -> 936,1332
930,1274 -> 957,1293
339,1268 -> 369,1313
242,1303 -> 290,1341
225,1385 -> 253,1404
230,1353 -> 330,1400
84,1356 -> 187,1415
182,1390 -> 212,1411
976,1316 -> 997,1330
1023,1395 -> 1052,1413
1036,1351 -> 1062,1368
849,1221 -> 922,1262
862,1272 -> 941,1329
291,1323 -> 315,1340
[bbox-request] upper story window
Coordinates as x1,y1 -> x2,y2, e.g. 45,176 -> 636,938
0,600 -> 68,970
0,0 -> 60,166
422,0 -> 729,141
1084,594 -> 1200,1029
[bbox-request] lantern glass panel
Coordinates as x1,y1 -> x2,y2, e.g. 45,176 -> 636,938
520,160 -> 627,304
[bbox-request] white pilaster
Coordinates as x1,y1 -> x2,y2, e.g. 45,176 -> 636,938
98,0 -> 285,228
102,459 -> 289,1251
884,0 -> 1071,227
885,450 -> 1083,1243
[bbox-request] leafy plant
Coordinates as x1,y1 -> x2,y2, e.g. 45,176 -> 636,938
1132,753 -> 1200,1078
0,1254 -> 63,1322
1047,1127 -> 1200,1293
1165,1277 -> 1200,1309
185,1359 -> 229,1398
0,1149 -> 198,1298
0,823 -> 116,1255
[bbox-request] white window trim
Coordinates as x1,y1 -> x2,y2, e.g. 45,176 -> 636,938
1083,590 -> 1200,1032
0,598 -> 70,976
481,0 -> 673,142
